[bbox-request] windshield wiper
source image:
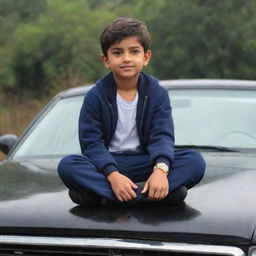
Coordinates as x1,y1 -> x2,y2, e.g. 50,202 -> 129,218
175,145 -> 239,152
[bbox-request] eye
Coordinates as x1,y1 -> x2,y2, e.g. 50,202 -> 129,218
131,49 -> 140,54
112,51 -> 122,56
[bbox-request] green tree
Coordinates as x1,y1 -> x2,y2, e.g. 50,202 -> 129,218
0,0 -> 47,92
134,0 -> 256,80
9,0 -> 115,96
1,0 -> 256,98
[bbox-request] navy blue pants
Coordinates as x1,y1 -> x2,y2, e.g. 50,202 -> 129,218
58,149 -> 205,203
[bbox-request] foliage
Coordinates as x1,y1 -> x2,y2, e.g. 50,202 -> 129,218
135,0 -> 256,79
7,0 -> 116,96
0,0 -> 256,97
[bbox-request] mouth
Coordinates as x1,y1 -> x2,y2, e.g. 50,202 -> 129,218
120,66 -> 135,69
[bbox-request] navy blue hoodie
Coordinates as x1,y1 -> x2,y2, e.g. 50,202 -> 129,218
79,72 -> 175,177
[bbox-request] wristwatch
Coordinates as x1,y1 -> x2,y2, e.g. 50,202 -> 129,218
153,162 -> 169,174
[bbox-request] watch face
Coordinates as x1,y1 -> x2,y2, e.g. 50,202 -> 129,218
156,163 -> 169,172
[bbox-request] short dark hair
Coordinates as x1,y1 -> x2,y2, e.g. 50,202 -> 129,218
100,17 -> 151,56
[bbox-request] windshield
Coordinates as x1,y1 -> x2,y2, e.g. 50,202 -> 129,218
171,89 -> 256,150
13,96 -> 83,158
12,89 -> 256,159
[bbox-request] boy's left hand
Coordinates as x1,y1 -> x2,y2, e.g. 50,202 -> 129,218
141,169 -> 169,200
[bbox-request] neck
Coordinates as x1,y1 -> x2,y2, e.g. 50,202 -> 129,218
113,74 -> 139,91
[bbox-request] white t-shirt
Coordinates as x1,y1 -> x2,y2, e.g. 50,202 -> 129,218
109,92 -> 140,152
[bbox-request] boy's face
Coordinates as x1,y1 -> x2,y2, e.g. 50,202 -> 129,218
101,36 -> 151,81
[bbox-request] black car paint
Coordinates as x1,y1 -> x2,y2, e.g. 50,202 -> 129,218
0,152 -> 256,248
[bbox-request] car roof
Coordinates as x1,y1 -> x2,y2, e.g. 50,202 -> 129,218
59,79 -> 256,98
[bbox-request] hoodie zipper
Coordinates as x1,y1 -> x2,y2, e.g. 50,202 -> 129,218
139,96 -> 148,136
108,102 -> 115,141
108,102 -> 115,116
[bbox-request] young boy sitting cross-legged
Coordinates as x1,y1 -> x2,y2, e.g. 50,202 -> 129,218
58,17 -> 206,206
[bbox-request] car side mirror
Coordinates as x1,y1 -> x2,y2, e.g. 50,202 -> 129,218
0,134 -> 18,155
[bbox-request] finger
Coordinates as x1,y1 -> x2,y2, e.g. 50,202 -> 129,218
123,184 -> 137,199
159,190 -> 166,199
119,193 -> 127,202
141,182 -> 149,194
153,190 -> 161,200
153,189 -> 165,201
117,195 -> 124,202
128,188 -> 137,199
122,196 -> 130,202
125,192 -> 133,201
122,192 -> 133,202
124,185 -> 137,199
148,187 -> 156,200
130,181 -> 138,189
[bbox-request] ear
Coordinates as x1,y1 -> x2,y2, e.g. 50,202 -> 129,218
143,50 -> 152,67
101,55 -> 110,69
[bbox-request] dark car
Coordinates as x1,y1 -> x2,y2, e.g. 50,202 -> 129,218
0,79 -> 256,256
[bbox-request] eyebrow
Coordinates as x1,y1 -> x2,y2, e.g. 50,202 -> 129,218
110,46 -> 141,51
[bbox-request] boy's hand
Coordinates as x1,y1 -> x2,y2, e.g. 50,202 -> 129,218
107,171 -> 138,202
141,169 -> 169,200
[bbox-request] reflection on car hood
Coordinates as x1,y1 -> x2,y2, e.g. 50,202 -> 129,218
0,153 -> 256,246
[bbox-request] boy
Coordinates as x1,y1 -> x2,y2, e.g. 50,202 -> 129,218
58,17 -> 205,206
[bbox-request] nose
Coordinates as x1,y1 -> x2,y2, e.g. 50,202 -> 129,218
123,52 -> 132,62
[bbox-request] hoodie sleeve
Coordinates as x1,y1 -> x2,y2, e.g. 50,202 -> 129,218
147,88 -> 175,169
79,89 -> 118,177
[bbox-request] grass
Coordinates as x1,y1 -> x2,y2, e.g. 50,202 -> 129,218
0,93 -> 48,160
0,152 -> 5,161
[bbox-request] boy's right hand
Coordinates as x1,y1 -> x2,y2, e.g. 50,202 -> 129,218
107,171 -> 138,202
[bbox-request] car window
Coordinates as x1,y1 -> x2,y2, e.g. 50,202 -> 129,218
13,96 -> 83,158
12,89 -> 256,159
170,89 -> 256,149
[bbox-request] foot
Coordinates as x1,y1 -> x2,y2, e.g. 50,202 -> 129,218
68,190 -> 103,206
161,186 -> 187,205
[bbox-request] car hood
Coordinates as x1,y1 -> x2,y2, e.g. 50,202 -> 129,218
0,152 -> 256,246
